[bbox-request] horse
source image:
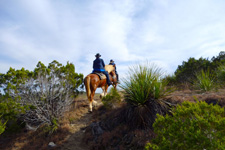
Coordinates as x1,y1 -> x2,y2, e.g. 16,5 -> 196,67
84,65 -> 118,112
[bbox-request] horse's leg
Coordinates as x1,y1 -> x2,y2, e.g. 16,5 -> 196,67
100,86 -> 106,99
104,85 -> 109,96
91,87 -> 98,109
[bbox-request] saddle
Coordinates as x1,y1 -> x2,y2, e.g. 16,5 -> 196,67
92,72 -> 106,80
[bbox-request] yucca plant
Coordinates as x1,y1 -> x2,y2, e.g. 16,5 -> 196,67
194,69 -> 216,92
118,63 -> 172,129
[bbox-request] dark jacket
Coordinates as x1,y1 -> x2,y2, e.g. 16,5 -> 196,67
93,58 -> 105,71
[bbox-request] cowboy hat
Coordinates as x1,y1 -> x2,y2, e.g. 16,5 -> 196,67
95,53 -> 101,57
110,59 -> 114,63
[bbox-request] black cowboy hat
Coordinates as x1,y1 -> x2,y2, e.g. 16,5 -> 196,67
110,59 -> 114,63
95,53 -> 101,57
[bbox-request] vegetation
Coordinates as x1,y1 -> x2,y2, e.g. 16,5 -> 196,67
119,63 -> 172,129
0,115 -> 6,135
174,51 -> 225,85
217,64 -> 225,86
194,69 -> 216,91
102,88 -> 122,109
0,60 -> 83,134
145,101 -> 225,150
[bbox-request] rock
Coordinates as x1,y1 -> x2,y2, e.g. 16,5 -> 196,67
48,142 -> 57,148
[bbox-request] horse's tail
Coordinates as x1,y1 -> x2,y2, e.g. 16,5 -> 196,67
84,76 -> 91,101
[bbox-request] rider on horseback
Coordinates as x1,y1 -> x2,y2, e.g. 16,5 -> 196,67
109,59 -> 119,82
93,53 -> 112,86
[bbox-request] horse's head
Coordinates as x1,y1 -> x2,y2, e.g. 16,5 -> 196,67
105,64 -> 115,73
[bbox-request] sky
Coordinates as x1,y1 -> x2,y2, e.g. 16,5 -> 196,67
1,0 -> 225,92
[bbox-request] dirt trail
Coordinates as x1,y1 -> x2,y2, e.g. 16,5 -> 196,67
59,97 -> 102,150
60,112 -> 91,150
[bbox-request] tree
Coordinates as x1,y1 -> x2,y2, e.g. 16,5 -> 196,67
175,57 -> 211,84
0,60 -> 83,131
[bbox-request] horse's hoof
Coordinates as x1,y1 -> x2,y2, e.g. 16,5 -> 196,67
88,110 -> 92,113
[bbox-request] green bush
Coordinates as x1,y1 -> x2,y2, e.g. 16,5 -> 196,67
217,64 -> 225,86
0,95 -> 28,133
0,115 -> 7,135
194,69 -> 216,92
145,101 -> 225,150
102,88 -> 121,109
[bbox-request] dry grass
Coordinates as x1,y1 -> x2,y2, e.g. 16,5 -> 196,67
0,93 -> 100,150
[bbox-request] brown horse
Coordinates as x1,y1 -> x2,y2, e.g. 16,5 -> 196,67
84,65 -> 117,112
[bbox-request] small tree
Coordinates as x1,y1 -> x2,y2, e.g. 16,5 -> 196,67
145,101 -> 225,150
0,60 -> 83,130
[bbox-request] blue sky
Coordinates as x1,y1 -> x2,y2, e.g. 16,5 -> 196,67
1,0 -> 225,82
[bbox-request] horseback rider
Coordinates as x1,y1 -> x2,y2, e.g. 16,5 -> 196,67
109,59 -> 119,82
92,53 -> 112,86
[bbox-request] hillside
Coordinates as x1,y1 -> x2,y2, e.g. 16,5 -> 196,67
1,90 -> 225,150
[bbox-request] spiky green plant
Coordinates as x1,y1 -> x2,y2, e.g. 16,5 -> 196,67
118,63 -> 172,129
120,63 -> 169,105
194,69 -> 216,92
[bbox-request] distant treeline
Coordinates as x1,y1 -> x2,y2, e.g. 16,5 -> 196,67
166,51 -> 225,86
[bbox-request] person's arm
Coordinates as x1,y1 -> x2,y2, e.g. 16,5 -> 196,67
102,59 -> 105,67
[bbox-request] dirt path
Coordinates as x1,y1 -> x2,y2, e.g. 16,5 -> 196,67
59,96 -> 102,150
60,112 -> 92,150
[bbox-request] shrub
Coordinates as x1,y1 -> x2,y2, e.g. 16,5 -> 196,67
194,69 -> 216,92
145,101 -> 225,150
0,115 -> 7,135
217,64 -> 225,86
102,88 -> 121,109
119,62 -> 172,129
120,63 -> 169,105
0,60 -> 83,131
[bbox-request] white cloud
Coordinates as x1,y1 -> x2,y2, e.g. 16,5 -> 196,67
1,0 -> 225,90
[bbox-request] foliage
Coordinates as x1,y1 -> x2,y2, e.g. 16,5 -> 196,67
145,101 -> 225,150
118,62 -> 171,129
194,69 -> 216,92
0,115 -> 7,135
120,63 -> 169,106
0,94 -> 28,133
102,88 -> 121,109
175,57 -> 211,84
217,64 -> 225,86
162,74 -> 177,87
0,60 -> 83,132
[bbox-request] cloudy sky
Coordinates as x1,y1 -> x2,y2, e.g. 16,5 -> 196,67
1,0 -> 225,81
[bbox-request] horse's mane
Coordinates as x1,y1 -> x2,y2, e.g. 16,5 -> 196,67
105,65 -> 114,73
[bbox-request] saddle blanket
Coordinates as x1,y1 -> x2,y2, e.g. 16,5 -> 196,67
92,72 -> 106,80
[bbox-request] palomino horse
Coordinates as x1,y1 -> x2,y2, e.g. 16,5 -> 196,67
84,65 -> 118,112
